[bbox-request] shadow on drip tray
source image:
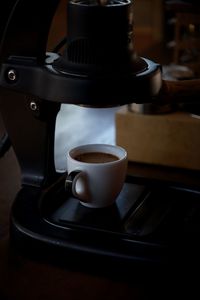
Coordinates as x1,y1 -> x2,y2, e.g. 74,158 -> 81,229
59,203 -> 123,232
124,187 -> 200,242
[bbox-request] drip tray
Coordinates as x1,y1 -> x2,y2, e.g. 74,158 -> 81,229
11,175 -> 200,267
44,176 -> 200,243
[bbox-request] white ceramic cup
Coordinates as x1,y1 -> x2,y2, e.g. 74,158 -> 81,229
66,144 -> 128,208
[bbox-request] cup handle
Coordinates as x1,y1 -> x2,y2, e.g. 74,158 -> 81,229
65,171 -> 90,203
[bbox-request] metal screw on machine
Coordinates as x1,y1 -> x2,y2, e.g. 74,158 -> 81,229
7,69 -> 17,82
30,101 -> 38,111
29,100 -> 41,118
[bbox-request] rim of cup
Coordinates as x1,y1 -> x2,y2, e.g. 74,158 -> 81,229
68,144 -> 127,165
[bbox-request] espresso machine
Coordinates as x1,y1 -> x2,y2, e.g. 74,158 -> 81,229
0,0 -> 200,270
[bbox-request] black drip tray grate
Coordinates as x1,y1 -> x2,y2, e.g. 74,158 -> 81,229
52,182 -> 146,233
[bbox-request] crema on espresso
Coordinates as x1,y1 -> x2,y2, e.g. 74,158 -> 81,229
74,152 -> 118,163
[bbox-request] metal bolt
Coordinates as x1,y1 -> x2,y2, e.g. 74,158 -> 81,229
30,101 -> 38,111
7,69 -> 17,81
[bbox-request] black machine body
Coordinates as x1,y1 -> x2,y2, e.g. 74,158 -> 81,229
0,0 -> 199,269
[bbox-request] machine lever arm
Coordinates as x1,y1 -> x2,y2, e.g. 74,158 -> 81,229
160,79 -> 200,104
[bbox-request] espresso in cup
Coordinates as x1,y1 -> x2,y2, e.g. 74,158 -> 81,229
74,152 -> 118,164
66,144 -> 128,208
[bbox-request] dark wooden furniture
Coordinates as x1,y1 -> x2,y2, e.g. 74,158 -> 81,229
165,1 -> 200,76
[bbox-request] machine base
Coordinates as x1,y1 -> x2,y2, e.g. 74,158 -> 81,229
10,174 -> 200,272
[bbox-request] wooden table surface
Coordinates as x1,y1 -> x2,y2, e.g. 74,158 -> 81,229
0,105 -> 200,300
